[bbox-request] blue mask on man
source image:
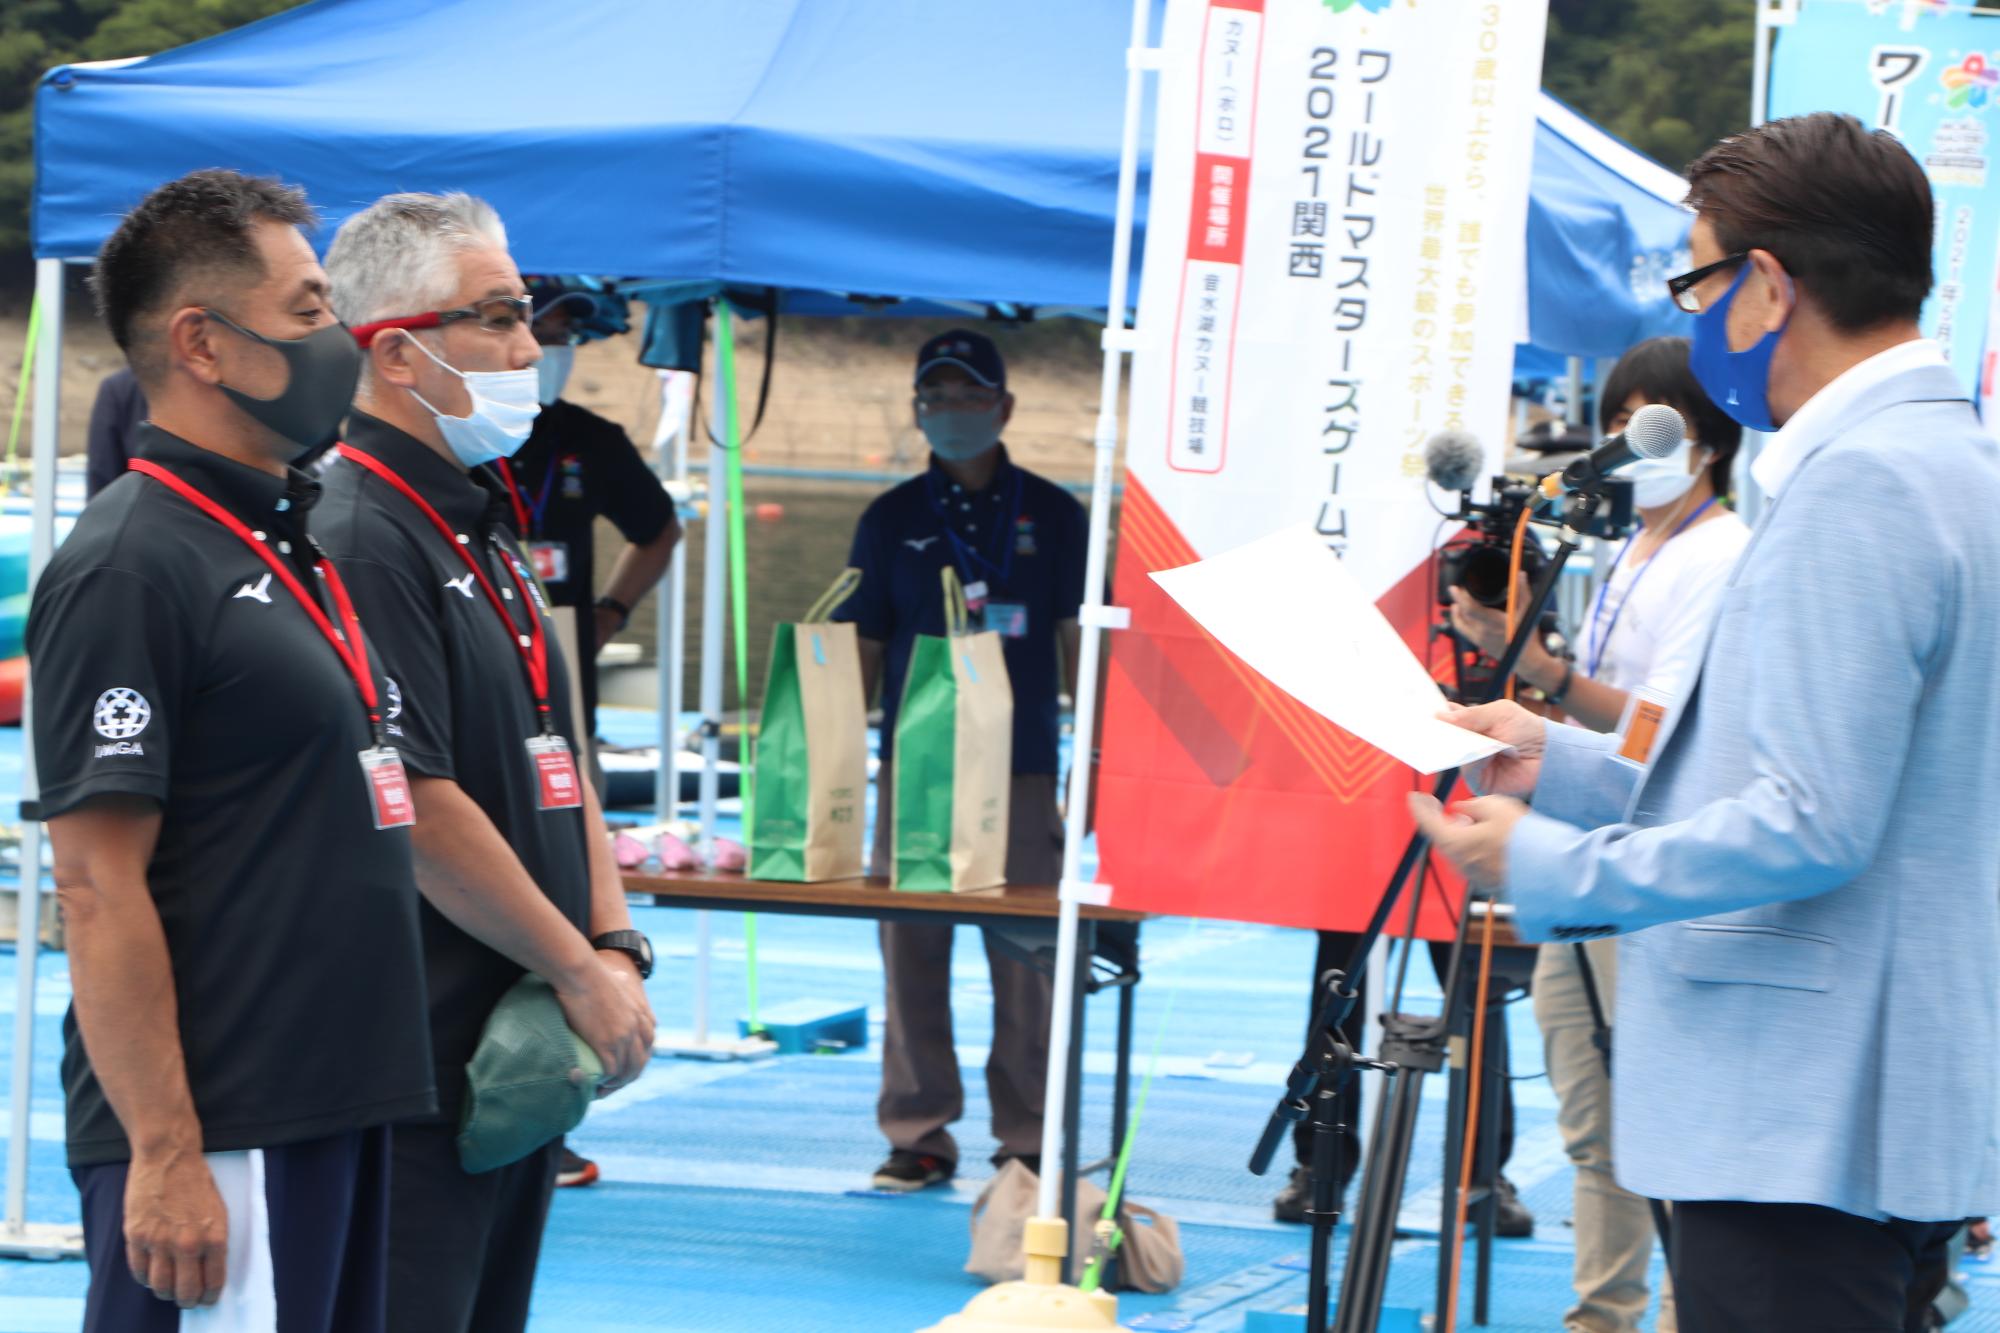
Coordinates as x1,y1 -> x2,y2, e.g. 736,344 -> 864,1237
1689,263 -> 1789,433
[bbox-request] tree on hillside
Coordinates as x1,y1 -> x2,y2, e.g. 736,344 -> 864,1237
0,0 -> 305,267
1545,0 -> 1757,173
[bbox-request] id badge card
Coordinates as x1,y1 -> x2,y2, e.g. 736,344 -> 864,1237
1613,686 -> 1672,770
963,579 -> 990,613
527,733 -> 584,810
984,601 -> 1029,639
527,540 -> 570,585
359,746 -> 415,830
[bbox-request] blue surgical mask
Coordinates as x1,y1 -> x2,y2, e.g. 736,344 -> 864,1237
1689,264 -> 1789,433
920,408 -> 1003,463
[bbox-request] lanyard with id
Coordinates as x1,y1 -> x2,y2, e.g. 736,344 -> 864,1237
127,459 -> 415,830
926,470 -> 1028,637
339,446 -> 584,811
494,457 -> 569,584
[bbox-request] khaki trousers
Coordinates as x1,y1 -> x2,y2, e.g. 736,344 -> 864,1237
1534,940 -> 1677,1333
872,760 -> 1060,1163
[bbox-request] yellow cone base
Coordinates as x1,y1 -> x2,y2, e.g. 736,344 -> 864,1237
918,1217 -> 1119,1332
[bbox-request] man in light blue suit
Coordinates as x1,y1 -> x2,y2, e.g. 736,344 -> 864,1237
1415,113 -> 1999,1333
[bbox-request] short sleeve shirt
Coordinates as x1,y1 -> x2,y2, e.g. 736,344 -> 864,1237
491,400 -> 677,611
28,426 -> 434,1166
315,412 -> 593,1119
837,448 -> 1087,775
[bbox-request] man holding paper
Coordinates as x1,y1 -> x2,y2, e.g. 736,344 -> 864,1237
1412,114 -> 2000,1331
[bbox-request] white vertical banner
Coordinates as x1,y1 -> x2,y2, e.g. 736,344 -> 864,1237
1100,0 -> 1549,932
1134,0 -> 1545,601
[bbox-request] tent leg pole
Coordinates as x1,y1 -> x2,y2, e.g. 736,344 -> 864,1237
0,257 -> 81,1260
654,370 -> 693,819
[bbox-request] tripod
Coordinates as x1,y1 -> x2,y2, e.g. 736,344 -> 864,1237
1249,483 -> 1611,1332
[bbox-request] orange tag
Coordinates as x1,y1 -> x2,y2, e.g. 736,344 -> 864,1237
1617,697 -> 1668,767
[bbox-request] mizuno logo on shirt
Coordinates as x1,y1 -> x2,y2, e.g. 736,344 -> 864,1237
233,573 -> 273,604
905,537 -> 940,553
444,573 -> 478,599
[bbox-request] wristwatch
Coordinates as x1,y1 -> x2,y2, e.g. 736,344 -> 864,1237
594,595 -> 632,631
592,929 -> 654,980
1544,659 -> 1577,708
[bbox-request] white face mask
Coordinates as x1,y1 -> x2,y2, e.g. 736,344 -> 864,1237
1626,437 -> 1709,510
535,345 -> 575,406
401,333 -> 542,468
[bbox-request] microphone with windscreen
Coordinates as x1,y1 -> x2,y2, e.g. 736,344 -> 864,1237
1539,403 -> 1685,499
1423,428 -> 1486,493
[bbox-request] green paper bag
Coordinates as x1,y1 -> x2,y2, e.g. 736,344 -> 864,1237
893,569 -> 1013,892
747,569 -> 868,882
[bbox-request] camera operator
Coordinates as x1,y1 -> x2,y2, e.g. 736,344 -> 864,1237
1447,336 -> 1748,1333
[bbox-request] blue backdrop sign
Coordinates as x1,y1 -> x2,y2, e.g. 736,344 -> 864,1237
1768,0 -> 2000,409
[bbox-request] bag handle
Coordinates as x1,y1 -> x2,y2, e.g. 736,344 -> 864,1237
941,566 -> 969,638
803,567 -> 863,624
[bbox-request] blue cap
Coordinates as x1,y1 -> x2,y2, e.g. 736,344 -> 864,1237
915,329 -> 1006,391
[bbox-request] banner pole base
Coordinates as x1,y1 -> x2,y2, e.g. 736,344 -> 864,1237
0,1221 -> 84,1261
917,1217 -> 1118,1332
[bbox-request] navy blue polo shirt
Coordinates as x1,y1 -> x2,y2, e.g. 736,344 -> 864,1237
839,447 -> 1086,776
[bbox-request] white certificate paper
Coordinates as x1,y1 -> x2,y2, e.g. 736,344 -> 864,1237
1150,525 -> 1509,775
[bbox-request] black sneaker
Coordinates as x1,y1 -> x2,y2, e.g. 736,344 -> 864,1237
872,1150 -> 955,1193
1273,1165 -> 1353,1224
555,1146 -> 599,1188
1491,1174 -> 1533,1238
991,1153 -> 1042,1177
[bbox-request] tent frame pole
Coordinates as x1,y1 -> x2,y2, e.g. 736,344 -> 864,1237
654,370 -> 693,822
1032,0 -> 1153,1231
0,257 -> 83,1260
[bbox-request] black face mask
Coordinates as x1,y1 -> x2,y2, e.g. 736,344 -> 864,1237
203,309 -> 362,461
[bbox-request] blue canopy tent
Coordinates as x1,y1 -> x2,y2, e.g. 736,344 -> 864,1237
14,0 -> 1697,1268
31,2 -> 1688,346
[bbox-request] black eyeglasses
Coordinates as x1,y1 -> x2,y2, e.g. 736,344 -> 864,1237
1666,253 -> 1748,314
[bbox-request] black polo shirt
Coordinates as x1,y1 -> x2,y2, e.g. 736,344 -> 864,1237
315,412 -> 592,1120
27,425 -> 434,1167
490,400 -> 676,734
838,447 -> 1087,776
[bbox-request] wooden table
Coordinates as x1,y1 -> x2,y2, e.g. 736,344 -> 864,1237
625,870 -> 1146,1281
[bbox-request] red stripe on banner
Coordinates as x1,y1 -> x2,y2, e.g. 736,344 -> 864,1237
1186,154 -> 1251,266
1212,0 -> 1265,11
1095,478 -> 1465,938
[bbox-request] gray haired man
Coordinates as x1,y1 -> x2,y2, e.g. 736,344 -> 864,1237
316,194 -> 656,1333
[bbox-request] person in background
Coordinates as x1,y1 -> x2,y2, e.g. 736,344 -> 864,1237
838,329 -> 1085,1192
84,365 -> 148,498
493,280 -> 680,759
1450,335 -> 1750,1333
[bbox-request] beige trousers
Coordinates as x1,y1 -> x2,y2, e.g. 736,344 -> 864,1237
872,761 -> 1060,1163
1533,940 -> 1677,1333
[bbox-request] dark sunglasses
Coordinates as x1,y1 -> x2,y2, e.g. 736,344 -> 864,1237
350,296 -> 534,348
1665,253 -> 1749,314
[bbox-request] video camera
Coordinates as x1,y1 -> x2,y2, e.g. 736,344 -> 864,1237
1428,421 -> 1636,609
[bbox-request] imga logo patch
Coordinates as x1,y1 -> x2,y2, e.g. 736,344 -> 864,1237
92,687 -> 151,758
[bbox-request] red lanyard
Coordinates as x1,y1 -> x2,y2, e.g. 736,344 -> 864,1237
337,445 -> 554,731
127,459 -> 384,736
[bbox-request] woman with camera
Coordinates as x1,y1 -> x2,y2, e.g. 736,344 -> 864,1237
1448,336 -> 1750,1333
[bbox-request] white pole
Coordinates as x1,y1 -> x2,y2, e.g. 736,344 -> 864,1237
1740,2 -> 1783,527
695,325 -> 731,1046
2,259 -> 74,1256
1033,0 -> 1153,1226
652,370 -> 692,818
